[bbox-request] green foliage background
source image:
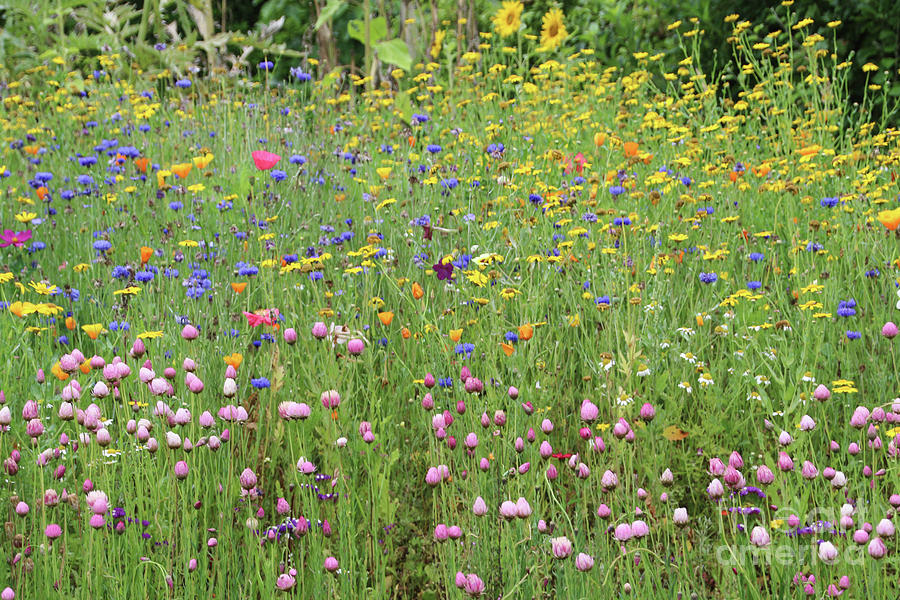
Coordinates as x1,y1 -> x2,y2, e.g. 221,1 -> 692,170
1,0 -> 898,115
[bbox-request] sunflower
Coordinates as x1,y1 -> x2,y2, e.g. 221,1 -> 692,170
493,1 -> 523,37
540,8 -> 567,50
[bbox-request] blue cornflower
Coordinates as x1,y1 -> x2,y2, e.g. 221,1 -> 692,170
609,185 -> 625,197
271,170 -> 287,182
175,79 -> 191,88
251,378 -> 271,389
846,331 -> 861,340
93,240 -> 112,252
747,281 -> 762,290
699,272 -> 718,284
426,144 -> 442,154
749,252 -> 765,262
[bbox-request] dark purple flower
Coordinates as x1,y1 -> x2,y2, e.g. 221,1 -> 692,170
433,261 -> 454,281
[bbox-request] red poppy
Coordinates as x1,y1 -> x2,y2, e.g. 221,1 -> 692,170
552,453 -> 573,460
252,150 -> 281,171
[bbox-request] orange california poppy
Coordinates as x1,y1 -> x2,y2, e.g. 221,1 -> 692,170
65,316 -> 76,330
378,311 -> 394,326
171,163 -> 192,179
877,208 -> 900,231
449,328 -> 463,342
408,135 -> 415,147
135,157 -> 150,173
594,132 -> 606,147
231,282 -> 247,294
140,246 -> 153,265
36,187 -> 48,200
81,323 -> 104,340
401,327 -> 411,339
500,342 -> 515,357
224,353 -> 243,369
752,164 -> 771,177
79,360 -> 92,374
518,324 -> 534,341
51,362 -> 69,381
623,141 -> 639,157
412,282 -> 424,300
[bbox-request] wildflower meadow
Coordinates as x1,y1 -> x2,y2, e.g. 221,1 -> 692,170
1,2 -> 900,598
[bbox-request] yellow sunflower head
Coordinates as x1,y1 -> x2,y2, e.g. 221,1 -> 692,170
540,8 -> 567,50
493,1 -> 524,37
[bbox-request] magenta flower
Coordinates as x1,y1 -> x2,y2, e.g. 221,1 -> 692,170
0,229 -> 31,248
252,150 -> 281,171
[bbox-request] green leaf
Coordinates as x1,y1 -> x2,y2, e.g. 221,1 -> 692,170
348,17 -> 388,45
374,39 -> 412,72
393,89 -> 413,125
314,0 -> 346,32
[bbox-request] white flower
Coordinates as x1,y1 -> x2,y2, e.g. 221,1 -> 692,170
679,352 -> 697,364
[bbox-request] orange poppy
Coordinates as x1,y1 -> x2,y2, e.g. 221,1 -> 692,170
140,246 -> 153,265
79,360 -> 92,375
518,324 -> 534,341
752,164 -> 771,177
401,327 -> 411,339
412,282 -> 424,300
65,316 -> 76,330
224,353 -> 243,369
171,163 -> 192,179
877,208 -> 900,231
594,132 -> 606,147
623,141 -> 639,157
82,323 -> 104,340
134,157 -> 150,173
449,328 -> 463,342
24,145 -> 40,156
231,282 -> 247,294
408,135 -> 415,147
378,311 -> 394,326
51,362 -> 69,381
500,342 -> 515,357
36,187 -> 48,200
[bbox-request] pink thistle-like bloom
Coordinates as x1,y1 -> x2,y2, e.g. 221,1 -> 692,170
312,322 -> 328,339
882,321 -> 899,338
324,556 -> 339,572
550,536 -> 573,559
575,553 -> 594,572
45,523 -> 62,539
275,574 -> 295,591
320,390 -> 341,409
239,468 -> 257,490
347,339 -> 364,355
